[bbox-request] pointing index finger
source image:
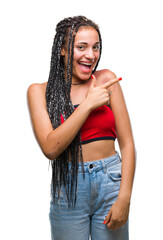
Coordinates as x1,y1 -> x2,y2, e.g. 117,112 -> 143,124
101,77 -> 122,89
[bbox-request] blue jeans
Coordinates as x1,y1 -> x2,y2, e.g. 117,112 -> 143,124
49,152 -> 129,240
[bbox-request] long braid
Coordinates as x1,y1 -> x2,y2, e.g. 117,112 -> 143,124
46,16 -> 102,207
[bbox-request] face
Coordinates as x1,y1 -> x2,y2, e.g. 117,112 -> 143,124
61,26 -> 100,83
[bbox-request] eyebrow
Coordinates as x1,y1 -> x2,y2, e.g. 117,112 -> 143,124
77,41 -> 100,45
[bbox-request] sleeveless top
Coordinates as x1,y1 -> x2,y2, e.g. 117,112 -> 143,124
61,104 -> 117,144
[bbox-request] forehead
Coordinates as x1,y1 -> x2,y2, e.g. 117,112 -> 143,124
75,26 -> 99,43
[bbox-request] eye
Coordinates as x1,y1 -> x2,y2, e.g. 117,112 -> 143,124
77,45 -> 85,50
93,45 -> 100,51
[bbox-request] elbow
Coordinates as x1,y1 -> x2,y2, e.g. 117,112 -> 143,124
40,133 -> 69,160
43,151 -> 56,161
41,142 -> 61,161
121,142 -> 136,154
119,141 -> 136,158
42,149 -> 60,161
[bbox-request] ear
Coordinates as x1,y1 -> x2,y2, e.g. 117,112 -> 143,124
61,48 -> 66,56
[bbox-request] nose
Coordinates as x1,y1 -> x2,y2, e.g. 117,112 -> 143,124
85,48 -> 95,60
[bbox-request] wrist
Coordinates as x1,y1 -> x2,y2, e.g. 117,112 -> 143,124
80,99 -> 93,112
117,192 -> 131,205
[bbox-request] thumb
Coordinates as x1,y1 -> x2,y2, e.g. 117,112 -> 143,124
89,74 -> 96,88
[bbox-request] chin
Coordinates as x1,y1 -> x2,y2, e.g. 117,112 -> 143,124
78,72 -> 92,81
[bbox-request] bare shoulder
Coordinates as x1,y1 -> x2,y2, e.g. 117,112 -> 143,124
94,69 -> 117,86
27,82 -> 47,97
94,69 -> 124,105
27,82 -> 48,113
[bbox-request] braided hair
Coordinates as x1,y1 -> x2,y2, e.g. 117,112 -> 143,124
46,16 -> 102,207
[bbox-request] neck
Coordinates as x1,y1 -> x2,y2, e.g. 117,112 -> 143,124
71,82 -> 83,85
71,77 -> 91,86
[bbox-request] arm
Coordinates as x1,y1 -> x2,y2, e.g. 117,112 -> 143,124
27,77 -> 120,160
111,81 -> 136,202
103,70 -> 136,230
27,83 -> 91,160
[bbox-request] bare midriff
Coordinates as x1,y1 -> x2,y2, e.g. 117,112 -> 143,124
80,140 -> 116,162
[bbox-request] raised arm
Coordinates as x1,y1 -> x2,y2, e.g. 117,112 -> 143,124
27,76 -> 121,160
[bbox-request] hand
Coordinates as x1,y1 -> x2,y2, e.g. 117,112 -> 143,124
104,196 -> 130,231
85,74 -> 122,110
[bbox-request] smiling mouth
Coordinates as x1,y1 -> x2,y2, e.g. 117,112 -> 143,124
77,61 -> 95,73
78,62 -> 92,68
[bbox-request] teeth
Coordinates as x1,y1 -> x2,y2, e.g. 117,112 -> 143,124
80,62 -> 92,66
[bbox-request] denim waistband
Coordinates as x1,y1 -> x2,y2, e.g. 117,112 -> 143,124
70,152 -> 121,173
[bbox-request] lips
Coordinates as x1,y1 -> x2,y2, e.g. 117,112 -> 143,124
78,61 -> 93,73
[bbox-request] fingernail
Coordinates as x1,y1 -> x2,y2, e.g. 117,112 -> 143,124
91,75 -> 94,79
103,220 -> 106,224
119,77 -> 122,81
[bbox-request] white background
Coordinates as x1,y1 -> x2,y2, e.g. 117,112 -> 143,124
0,0 -> 163,239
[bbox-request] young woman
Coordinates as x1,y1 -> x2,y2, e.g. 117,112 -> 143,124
27,16 -> 135,240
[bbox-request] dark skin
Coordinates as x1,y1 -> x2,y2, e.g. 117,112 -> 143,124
27,26 -> 135,230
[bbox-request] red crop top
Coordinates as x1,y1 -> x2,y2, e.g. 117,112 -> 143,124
61,104 -> 117,144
